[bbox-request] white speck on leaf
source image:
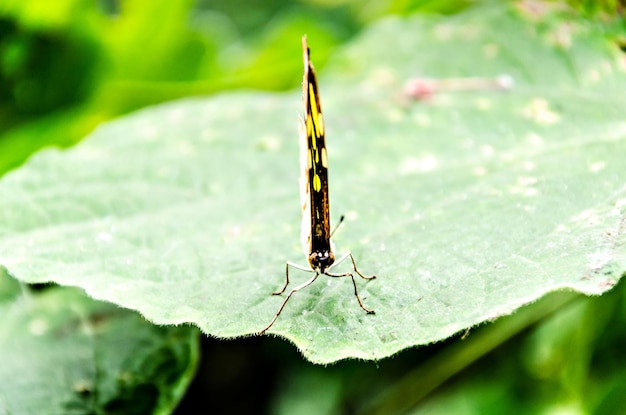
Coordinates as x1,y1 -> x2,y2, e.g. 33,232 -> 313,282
483,43 -> 499,58
257,135 -> 281,151
345,211 -> 359,221
587,249 -> 612,271
589,161 -> 606,173
525,133 -> 544,146
200,128 -> 216,142
177,140 -> 195,156
96,232 -> 112,243
518,176 -> 538,186
167,109 -> 184,122
523,98 -> 560,125
481,145 -> 495,157
412,112 -> 431,127
475,98 -> 491,110
522,161 -> 536,171
140,125 -> 158,140
29,318 -> 48,336
398,155 -> 438,175
386,108 -> 405,123
473,166 -> 487,176
574,209 -> 599,225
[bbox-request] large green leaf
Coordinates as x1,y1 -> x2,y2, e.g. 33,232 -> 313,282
0,269 -> 199,414
0,4 -> 625,363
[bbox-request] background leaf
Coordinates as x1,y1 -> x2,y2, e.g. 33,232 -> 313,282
0,4 -> 625,364
0,269 -> 199,414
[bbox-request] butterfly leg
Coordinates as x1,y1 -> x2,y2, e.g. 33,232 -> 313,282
347,252 -> 376,280
271,262 -> 291,295
273,261 -> 312,295
333,251 -> 377,280
258,271 -> 320,335
326,270 -> 375,314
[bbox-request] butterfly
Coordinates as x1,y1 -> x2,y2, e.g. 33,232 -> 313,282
258,36 -> 376,335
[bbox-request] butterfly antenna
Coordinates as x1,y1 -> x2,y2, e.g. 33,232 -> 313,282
330,215 -> 345,239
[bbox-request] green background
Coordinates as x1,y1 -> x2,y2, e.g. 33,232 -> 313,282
1,0 -> 625,414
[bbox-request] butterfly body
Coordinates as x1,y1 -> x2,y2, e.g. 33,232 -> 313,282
257,36 -> 376,336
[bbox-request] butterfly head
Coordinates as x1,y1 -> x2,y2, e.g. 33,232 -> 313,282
309,250 -> 335,273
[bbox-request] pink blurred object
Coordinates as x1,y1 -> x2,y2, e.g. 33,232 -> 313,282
404,74 -> 514,100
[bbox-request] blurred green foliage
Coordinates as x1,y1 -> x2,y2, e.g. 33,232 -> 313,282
0,0 -> 476,173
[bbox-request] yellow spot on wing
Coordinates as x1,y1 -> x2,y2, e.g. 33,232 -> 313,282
321,148 -> 328,167
313,174 -> 321,192
309,85 -> 318,117
308,84 -> 324,138
318,113 -> 324,137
